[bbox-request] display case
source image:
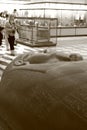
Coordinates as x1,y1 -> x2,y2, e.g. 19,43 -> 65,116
16,17 -> 58,47
20,2 -> 87,27
18,1 -> 87,37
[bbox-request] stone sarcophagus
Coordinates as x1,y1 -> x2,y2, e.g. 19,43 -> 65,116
0,52 -> 87,130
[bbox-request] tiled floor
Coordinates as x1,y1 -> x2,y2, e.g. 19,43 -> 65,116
49,36 -> 87,59
0,36 -> 87,80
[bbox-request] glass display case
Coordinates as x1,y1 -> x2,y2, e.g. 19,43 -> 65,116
17,2 -> 87,37
19,2 -> 87,27
16,17 -> 58,47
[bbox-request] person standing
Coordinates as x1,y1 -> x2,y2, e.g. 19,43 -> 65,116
4,14 -> 9,50
0,26 -> 4,46
5,15 -> 16,55
13,9 -> 18,18
0,13 -> 4,46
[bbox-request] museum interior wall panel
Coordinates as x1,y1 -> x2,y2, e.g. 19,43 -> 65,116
60,28 -> 76,36
31,0 -> 86,4
76,27 -> 87,35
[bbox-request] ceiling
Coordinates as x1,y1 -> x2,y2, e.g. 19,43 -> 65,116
0,0 -> 87,5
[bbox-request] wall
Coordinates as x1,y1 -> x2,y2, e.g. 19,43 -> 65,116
31,0 -> 86,4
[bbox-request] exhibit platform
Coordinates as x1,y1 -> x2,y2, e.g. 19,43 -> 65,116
16,39 -> 57,47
